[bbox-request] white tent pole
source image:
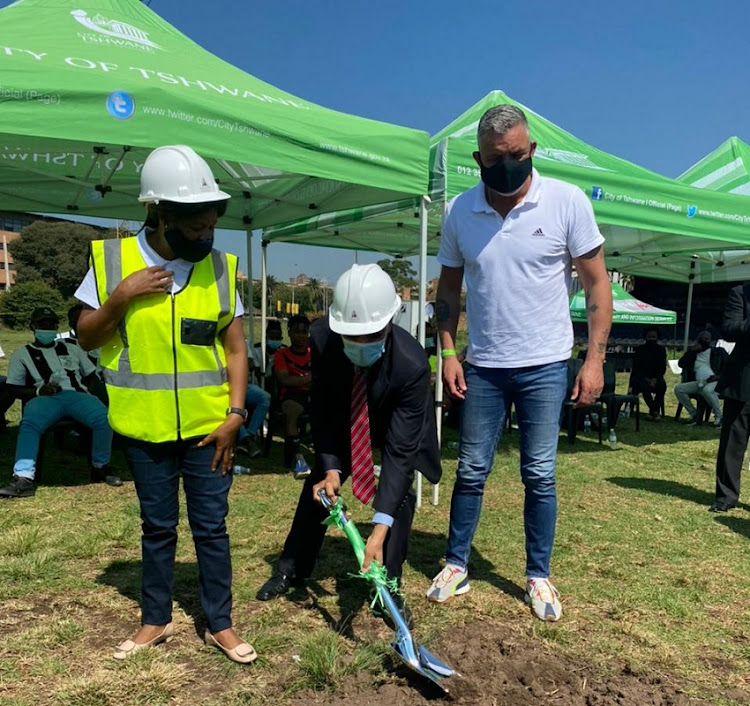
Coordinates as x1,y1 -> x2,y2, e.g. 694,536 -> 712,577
683,279 -> 694,352
433,331 -> 442,506
246,229 -> 254,349
261,239 -> 268,375
415,195 -> 430,509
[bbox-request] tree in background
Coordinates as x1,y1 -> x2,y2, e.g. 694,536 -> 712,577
9,221 -> 116,299
0,281 -> 67,330
306,277 -> 324,312
377,258 -> 418,290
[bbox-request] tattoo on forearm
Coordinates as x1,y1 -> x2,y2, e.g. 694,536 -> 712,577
435,298 -> 451,323
588,304 -> 599,313
597,342 -> 606,354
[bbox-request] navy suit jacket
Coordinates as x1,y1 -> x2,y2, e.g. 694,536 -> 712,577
310,318 -> 442,518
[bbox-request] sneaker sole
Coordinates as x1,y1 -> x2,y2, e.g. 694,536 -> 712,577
427,581 -> 470,603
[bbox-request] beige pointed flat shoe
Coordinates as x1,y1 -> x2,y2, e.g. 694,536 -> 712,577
113,622 -> 175,659
204,630 -> 257,664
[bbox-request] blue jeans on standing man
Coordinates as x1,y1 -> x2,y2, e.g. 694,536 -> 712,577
14,390 -> 112,479
445,361 -> 567,579
125,439 -> 234,632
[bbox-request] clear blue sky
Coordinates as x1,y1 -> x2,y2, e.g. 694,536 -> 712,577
4,0 -> 750,283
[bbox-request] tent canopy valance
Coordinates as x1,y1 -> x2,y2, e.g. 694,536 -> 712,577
265,90 -> 750,260
570,282 -> 676,324
0,0 -> 429,230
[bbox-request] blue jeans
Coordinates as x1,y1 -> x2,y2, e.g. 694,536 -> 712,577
14,390 -> 112,479
125,439 -> 234,632
244,384 -> 270,436
446,361 -> 567,579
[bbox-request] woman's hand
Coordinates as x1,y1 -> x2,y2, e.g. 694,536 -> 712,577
115,266 -> 174,302
198,415 -> 244,475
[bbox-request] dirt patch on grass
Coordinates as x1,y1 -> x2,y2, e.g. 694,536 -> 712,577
288,621 -> 725,706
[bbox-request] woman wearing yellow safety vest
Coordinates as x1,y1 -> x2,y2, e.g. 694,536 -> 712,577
75,145 -> 256,664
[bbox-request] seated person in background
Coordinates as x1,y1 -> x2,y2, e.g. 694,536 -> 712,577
629,325 -> 668,422
65,303 -> 107,402
274,315 -> 312,479
251,319 -> 285,388
237,358 -> 271,460
674,330 -> 728,427
0,307 -> 121,499
0,343 -> 11,433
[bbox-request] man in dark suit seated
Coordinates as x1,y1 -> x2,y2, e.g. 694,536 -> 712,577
629,325 -> 667,421
256,264 -> 441,619
711,284 -> 750,512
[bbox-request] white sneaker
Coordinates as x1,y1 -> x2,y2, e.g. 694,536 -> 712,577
525,578 -> 562,622
426,563 -> 470,602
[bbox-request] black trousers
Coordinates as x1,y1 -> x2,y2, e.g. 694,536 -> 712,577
630,375 -> 666,416
278,468 -> 416,581
715,397 -> 750,506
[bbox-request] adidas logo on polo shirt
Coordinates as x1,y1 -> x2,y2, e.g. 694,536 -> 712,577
531,227 -> 545,237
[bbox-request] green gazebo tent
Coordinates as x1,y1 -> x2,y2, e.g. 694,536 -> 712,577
570,282 -> 675,325
0,0 -> 429,228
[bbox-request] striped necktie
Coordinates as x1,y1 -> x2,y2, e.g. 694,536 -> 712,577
350,368 -> 375,504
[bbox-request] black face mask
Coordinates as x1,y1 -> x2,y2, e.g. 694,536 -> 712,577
165,226 -> 213,263
479,156 -> 533,196
699,340 -> 711,350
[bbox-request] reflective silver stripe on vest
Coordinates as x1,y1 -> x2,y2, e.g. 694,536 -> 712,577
103,367 -> 227,390
103,238 -> 123,295
211,249 -> 231,320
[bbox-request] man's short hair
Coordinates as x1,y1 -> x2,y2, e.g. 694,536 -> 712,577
477,105 -> 529,144
643,325 -> 659,337
288,315 -> 310,331
266,319 -> 282,333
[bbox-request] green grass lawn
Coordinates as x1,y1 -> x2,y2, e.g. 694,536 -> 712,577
0,327 -> 748,705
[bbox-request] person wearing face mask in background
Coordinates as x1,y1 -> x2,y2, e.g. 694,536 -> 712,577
429,104 -> 612,622
629,326 -> 668,422
74,145 -> 255,664
256,264 -> 441,620
674,331 -> 727,428
0,307 -> 119,498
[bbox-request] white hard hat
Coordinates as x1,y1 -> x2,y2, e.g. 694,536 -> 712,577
138,145 -> 230,205
329,264 -> 401,336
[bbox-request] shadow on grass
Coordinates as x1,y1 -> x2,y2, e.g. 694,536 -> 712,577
714,515 -> 750,540
97,559 -> 207,637
606,476 -> 750,515
606,476 -> 715,506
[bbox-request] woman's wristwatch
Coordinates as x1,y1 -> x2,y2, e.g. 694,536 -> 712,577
226,407 -> 249,421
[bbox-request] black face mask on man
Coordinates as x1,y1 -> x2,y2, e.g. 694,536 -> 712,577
165,226 -> 213,263
479,156 -> 533,196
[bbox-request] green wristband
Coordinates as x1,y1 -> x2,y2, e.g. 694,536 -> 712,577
441,349 -> 457,358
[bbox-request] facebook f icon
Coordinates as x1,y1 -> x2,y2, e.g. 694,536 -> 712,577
591,186 -> 603,201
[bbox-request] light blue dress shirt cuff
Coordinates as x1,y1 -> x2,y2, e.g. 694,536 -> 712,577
372,512 -> 394,528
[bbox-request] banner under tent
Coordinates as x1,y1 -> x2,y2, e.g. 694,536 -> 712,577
570,282 -> 676,325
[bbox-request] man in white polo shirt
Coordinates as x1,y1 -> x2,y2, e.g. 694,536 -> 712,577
426,104 -> 612,621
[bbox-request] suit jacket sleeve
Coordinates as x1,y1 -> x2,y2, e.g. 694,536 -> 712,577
310,328 -> 344,472
374,364 -> 432,518
722,285 -> 750,343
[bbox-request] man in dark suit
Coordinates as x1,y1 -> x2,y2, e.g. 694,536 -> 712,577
711,284 -> 750,512
256,264 -> 441,609
629,326 -> 668,421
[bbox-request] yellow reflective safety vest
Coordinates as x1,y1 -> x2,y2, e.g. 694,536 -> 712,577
90,237 -> 237,443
